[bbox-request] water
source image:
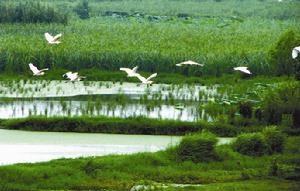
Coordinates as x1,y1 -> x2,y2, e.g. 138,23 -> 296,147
0,80 -> 219,100
0,100 -> 211,121
0,80 -> 221,121
0,129 -> 181,165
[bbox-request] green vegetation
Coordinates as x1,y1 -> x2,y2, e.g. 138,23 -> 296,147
269,30 -> 300,76
0,0 -> 299,77
0,135 -> 298,190
0,116 -> 238,136
0,1 -> 68,24
175,132 -> 219,163
232,127 -> 286,156
263,126 -> 286,154
262,82 -> 300,128
232,132 -> 269,156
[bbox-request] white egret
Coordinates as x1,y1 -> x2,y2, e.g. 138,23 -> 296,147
120,66 -> 139,77
234,66 -> 251,74
63,71 -> 85,81
135,73 -> 157,85
28,63 -> 48,76
292,46 -> 300,59
176,60 -> 204,67
45,32 -> 62,44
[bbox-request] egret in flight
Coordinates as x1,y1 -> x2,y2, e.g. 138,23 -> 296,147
135,73 -> 157,85
63,71 -> 85,81
45,32 -> 62,44
234,66 -> 251,74
176,60 -> 204,67
29,63 -> 48,76
120,66 -> 139,77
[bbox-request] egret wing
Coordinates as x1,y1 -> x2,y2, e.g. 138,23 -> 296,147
146,73 -> 157,81
44,33 -> 54,42
53,33 -> 62,41
29,63 -> 39,74
132,66 -> 138,73
120,68 -> 131,73
135,74 -> 146,83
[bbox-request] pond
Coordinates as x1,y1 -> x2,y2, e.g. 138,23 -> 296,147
0,99 -> 212,121
0,80 -> 223,121
0,129 -> 233,166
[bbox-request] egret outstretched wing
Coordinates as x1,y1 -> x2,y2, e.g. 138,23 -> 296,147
146,73 -> 157,81
176,60 -> 204,67
44,33 -> 54,43
132,66 -> 138,73
53,33 -> 62,41
120,68 -> 131,73
29,63 -> 40,74
234,67 -> 251,74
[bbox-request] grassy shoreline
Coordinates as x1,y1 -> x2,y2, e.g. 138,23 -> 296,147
0,116 -> 239,137
0,136 -> 299,191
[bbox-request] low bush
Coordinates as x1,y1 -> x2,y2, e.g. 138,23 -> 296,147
262,126 -> 286,154
232,133 -> 269,156
175,132 -> 219,163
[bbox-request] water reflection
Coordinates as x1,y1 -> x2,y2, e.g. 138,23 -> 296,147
0,100 -> 213,121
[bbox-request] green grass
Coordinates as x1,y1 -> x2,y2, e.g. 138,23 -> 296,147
0,69 -> 294,85
0,116 -> 239,136
0,136 -> 299,191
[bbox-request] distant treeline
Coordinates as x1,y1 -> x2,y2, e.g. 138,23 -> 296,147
0,1 -> 68,24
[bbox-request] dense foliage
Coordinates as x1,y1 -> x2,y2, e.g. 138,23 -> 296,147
0,1 -> 68,24
232,127 -> 286,156
232,132 -> 269,156
0,0 -> 299,76
262,82 -> 300,129
268,30 -> 300,76
175,132 -> 218,162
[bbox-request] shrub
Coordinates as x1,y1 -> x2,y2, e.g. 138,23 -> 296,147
238,101 -> 252,119
232,133 -> 268,156
268,30 -> 299,76
176,132 -> 218,163
262,126 -> 286,154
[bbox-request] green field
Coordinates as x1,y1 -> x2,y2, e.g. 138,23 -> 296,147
0,0 -> 299,77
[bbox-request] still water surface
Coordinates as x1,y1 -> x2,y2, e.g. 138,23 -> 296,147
0,129 -> 181,165
0,129 -> 232,166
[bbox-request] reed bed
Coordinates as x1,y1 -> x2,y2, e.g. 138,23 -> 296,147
0,11 -> 299,76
